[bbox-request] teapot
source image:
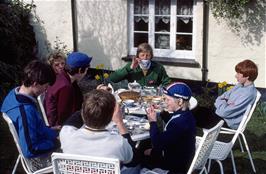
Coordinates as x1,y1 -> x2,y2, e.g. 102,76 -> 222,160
128,80 -> 141,92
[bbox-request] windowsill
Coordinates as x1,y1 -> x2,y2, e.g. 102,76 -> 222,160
122,55 -> 200,68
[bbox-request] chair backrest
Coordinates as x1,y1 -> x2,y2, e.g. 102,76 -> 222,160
240,90 -> 261,132
37,93 -> 49,126
187,120 -> 224,174
2,113 -> 24,156
52,152 -> 120,174
3,113 -> 53,173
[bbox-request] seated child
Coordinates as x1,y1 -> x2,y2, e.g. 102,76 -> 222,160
60,89 -> 135,171
144,82 -> 196,173
193,59 -> 258,129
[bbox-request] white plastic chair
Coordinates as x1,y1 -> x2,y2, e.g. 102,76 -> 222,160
2,113 -> 53,174
37,93 -> 49,126
208,90 -> 261,174
52,152 -> 120,174
199,95 -> 259,174
141,121 -> 224,174
187,120 -> 224,174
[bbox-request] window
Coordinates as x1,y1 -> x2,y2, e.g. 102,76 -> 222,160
128,0 -> 195,59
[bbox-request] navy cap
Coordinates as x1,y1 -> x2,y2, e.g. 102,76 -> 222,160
163,82 -> 192,100
66,52 -> 92,69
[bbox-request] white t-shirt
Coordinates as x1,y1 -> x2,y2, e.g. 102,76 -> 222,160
60,125 -> 133,164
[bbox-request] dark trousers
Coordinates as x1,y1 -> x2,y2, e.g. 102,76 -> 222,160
192,106 -> 229,129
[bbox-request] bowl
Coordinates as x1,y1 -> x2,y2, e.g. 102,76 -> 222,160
123,99 -> 135,107
118,90 -> 141,101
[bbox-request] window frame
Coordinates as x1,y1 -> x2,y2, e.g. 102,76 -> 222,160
128,0 -> 197,60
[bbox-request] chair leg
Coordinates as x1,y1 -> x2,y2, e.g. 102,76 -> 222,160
215,160 -> 224,174
199,167 -> 208,174
240,133 -> 256,173
230,151 -> 237,174
207,159 -> 212,172
12,155 -> 21,174
238,136 -> 244,152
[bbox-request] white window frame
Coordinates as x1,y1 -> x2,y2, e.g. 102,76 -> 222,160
128,0 -> 196,59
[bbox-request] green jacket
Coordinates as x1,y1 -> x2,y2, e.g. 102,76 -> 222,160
109,61 -> 171,87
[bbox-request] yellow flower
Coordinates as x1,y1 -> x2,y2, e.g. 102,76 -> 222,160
222,81 -> 227,87
95,74 -> 101,80
100,64 -> 104,68
218,83 -> 223,89
226,86 -> 234,91
103,73 -> 109,79
96,65 -> 100,70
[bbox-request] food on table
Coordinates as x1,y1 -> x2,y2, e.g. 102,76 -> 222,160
118,90 -> 141,101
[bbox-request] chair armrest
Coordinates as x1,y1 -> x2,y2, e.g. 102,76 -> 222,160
220,127 -> 237,135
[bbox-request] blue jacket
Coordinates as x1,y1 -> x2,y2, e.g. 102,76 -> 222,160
1,87 -> 58,158
150,110 -> 196,173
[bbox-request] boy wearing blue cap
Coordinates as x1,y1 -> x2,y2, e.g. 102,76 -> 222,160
144,82 -> 196,173
45,52 -> 92,127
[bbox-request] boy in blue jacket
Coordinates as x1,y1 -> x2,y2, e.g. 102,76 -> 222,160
144,82 -> 196,173
1,60 -> 59,171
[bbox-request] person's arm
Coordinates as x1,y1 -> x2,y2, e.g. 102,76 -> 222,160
109,63 -> 133,83
26,108 -> 58,155
63,111 -> 83,128
214,88 -> 255,118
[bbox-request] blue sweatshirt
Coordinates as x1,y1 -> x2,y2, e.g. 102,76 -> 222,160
149,110 -> 196,173
1,87 -> 58,158
214,83 -> 257,129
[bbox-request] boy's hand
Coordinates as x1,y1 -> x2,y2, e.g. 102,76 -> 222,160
146,105 -> 157,122
96,84 -> 112,92
112,104 -> 128,135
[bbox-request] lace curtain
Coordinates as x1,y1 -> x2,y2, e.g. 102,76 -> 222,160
134,0 -> 193,24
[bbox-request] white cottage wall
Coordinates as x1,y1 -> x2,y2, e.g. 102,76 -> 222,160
25,0 -> 73,59
28,0 -> 265,87
76,0 -> 128,69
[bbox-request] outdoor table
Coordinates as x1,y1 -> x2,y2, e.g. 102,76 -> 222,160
124,96 -> 198,115
107,115 -> 150,142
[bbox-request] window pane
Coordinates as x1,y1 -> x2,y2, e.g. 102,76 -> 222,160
155,17 -> 170,32
176,0 -> 193,15
134,16 -> 148,31
176,35 -> 192,50
155,0 -> 170,15
134,0 -> 149,14
134,33 -> 148,47
176,17 -> 192,33
155,34 -> 170,49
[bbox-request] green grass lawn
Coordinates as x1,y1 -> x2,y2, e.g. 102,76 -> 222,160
0,109 -> 265,173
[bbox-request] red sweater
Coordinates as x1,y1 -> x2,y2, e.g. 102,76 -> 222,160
45,70 -> 83,126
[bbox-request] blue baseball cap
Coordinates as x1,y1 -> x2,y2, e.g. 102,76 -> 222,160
163,82 -> 192,100
66,52 -> 92,69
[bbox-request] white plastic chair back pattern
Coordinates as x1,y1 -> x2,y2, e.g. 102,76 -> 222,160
37,93 -> 49,126
52,152 -> 120,174
187,120 -> 224,174
2,113 -> 52,174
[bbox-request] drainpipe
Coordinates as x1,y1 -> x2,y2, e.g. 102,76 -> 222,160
71,0 -> 78,51
202,0 -> 209,83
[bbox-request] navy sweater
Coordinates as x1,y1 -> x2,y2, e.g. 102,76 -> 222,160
149,110 -> 196,173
